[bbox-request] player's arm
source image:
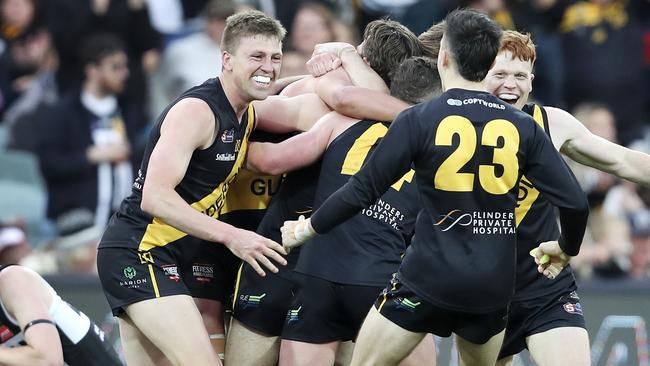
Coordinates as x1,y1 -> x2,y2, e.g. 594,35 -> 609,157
252,93 -> 331,133
524,122 -> 590,256
141,98 -> 286,275
0,266 -> 63,366
315,68 -> 408,122
546,106 -> 650,187
309,42 -> 388,93
302,109 -> 419,237
247,112 -> 344,175
269,74 -> 308,95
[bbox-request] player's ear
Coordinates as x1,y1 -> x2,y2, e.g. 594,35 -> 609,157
222,51 -> 233,72
530,73 -> 535,82
362,56 -> 369,66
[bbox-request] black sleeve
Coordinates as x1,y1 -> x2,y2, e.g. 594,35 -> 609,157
311,110 -> 420,233
523,123 -> 589,256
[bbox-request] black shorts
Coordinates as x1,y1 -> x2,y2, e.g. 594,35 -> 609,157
281,273 -> 384,343
498,290 -> 586,359
377,274 -> 507,344
97,241 -> 240,316
231,262 -> 296,336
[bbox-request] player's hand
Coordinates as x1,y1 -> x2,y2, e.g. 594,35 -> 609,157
530,241 -> 571,280
306,53 -> 341,77
312,42 -> 355,57
224,228 -> 287,277
280,215 -> 316,252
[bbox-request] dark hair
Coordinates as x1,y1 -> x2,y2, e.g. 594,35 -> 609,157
221,10 -> 286,53
443,9 -> 502,81
362,19 -> 422,87
419,21 -> 445,61
79,33 -> 125,66
390,57 -> 441,104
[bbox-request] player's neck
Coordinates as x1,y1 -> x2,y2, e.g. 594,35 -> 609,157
218,74 -> 250,121
442,73 -> 487,93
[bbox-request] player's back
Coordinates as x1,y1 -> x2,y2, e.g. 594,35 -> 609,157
296,120 -> 420,286
395,88 -> 576,313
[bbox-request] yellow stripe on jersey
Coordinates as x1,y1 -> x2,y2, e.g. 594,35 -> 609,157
148,264 -> 160,298
341,123 -> 388,175
232,262 -> 245,311
515,104 -> 546,227
138,104 -> 256,251
220,169 -> 282,215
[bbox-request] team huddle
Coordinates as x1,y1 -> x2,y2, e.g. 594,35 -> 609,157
85,7 -> 650,366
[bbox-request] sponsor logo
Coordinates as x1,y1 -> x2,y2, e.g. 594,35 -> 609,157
193,264 -> 214,283
0,325 -> 14,342
395,298 -> 421,313
215,153 -> 236,161
162,265 -> 180,282
138,252 -> 154,264
361,198 -> 406,230
286,306 -> 301,323
434,209 -> 515,235
239,293 -> 266,309
447,98 -> 462,106
120,266 -> 148,289
221,129 -> 235,143
234,139 -> 242,152
123,266 -> 137,279
563,302 -> 583,315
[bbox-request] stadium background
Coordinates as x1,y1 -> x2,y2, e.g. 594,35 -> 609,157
1,0 -> 650,364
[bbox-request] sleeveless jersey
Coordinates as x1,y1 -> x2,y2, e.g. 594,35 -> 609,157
513,103 -> 577,301
295,120 -> 420,286
99,78 -> 255,250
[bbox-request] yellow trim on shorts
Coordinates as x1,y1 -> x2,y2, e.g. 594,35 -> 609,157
148,264 -> 160,298
377,293 -> 389,312
232,262 -> 245,311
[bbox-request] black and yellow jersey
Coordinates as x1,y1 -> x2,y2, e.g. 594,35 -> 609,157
218,131 -> 288,232
99,78 -> 255,251
295,120 -> 419,286
256,160 -> 322,279
514,103 -> 577,301
310,89 -> 589,313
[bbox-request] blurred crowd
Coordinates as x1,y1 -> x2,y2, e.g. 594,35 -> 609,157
0,0 -> 649,280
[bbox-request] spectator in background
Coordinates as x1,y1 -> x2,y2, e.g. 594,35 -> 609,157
560,0 -> 647,145
44,0 -> 161,124
36,33 -> 135,237
569,103 -> 633,278
281,2 -> 338,77
149,0 -> 235,116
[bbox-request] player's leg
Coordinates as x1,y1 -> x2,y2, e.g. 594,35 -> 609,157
350,306 -> 425,366
125,295 -> 220,365
226,263 -> 295,366
280,274 -> 352,366
455,330 -> 505,366
399,334 -> 437,366
280,339 -> 340,366
335,341 -> 354,366
118,313 -> 170,366
195,298 -> 226,359
226,318 -> 280,366
454,307 -> 508,366
527,327 -> 590,366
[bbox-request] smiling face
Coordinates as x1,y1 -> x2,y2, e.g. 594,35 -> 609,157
222,35 -> 282,102
485,50 -> 534,110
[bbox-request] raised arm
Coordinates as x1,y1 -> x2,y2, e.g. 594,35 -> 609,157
141,98 -> 286,276
547,106 -> 650,187
246,112 -> 352,175
0,266 -> 63,366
